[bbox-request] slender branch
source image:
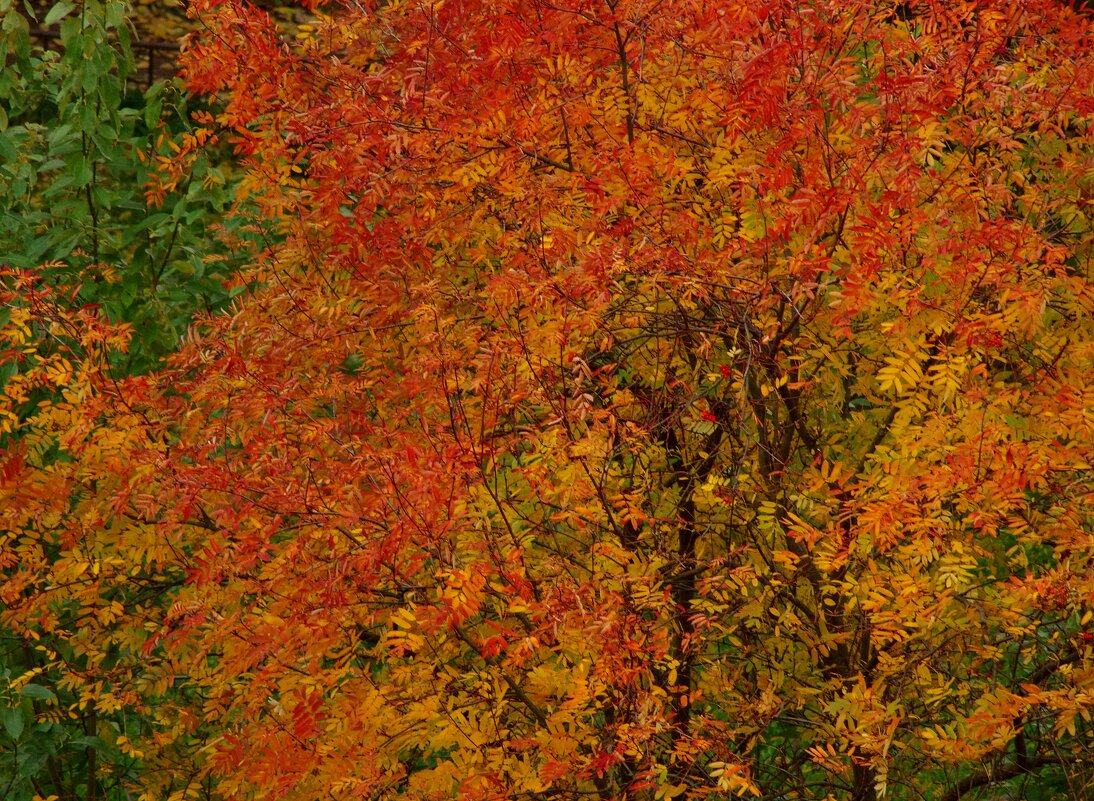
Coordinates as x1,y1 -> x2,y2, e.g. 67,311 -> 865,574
940,755 -> 1076,801
452,625 -> 548,727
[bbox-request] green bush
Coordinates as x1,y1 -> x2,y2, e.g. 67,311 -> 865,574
0,0 -> 250,375
2,2 -> 247,798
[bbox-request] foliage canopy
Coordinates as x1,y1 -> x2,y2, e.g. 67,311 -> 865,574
3,0 -> 1094,800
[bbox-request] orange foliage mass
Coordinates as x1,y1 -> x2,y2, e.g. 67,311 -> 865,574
3,0 -> 1094,799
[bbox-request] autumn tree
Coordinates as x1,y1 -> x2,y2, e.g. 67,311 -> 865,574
4,0 -> 1094,800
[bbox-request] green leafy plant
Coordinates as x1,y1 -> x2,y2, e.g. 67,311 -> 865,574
1,1 -> 247,799
0,0 -> 250,374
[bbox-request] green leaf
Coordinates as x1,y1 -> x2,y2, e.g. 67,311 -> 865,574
19,684 -> 56,703
1,8 -> 27,33
46,122 -> 75,150
3,706 -> 25,740
26,234 -> 53,261
339,353 -> 365,374
80,102 -> 98,134
104,0 -> 125,29
70,734 -> 107,750
58,15 -> 79,45
0,131 -> 19,162
43,1 -> 75,25
67,154 -> 92,188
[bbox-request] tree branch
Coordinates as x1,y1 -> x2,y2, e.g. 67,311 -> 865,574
940,755 -> 1076,801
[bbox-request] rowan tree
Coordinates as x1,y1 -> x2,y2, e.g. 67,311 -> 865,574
3,0 -> 1094,800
